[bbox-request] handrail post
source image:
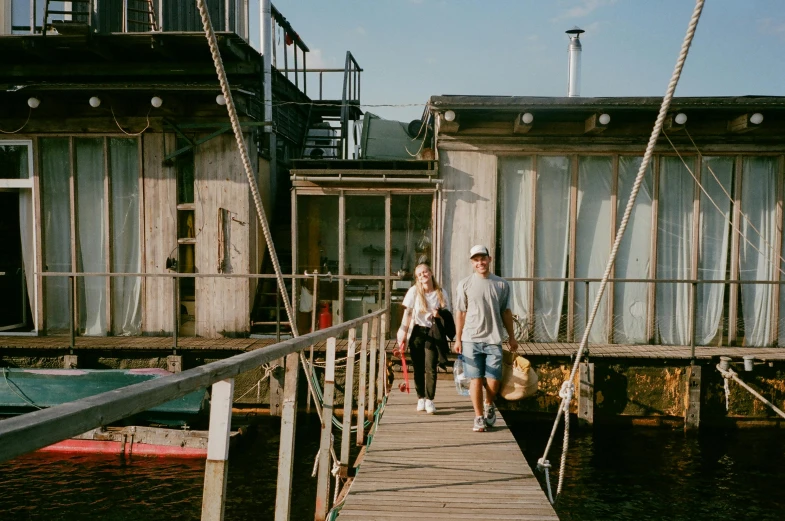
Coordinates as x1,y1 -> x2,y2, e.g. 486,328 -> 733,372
690,281 -> 697,361
172,276 -> 179,354
30,0 -> 36,33
356,321 -> 369,445
378,313 -> 387,399
274,350 -> 301,521
314,337 -> 337,521
122,0 -> 128,32
69,275 -> 75,353
368,316 -> 378,414
307,270 -> 319,413
276,290 -> 281,342
340,328 -> 357,473
201,378 -> 235,521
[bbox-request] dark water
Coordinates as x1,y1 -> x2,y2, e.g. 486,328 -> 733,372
0,414 -> 326,521
3,413 -> 785,521
506,415 -> 785,521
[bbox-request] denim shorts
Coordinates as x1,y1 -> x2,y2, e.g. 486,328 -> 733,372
462,342 -> 503,381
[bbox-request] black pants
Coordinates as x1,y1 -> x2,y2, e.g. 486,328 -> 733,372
409,325 -> 438,400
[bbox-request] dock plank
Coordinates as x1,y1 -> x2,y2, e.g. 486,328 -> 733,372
338,380 -> 558,520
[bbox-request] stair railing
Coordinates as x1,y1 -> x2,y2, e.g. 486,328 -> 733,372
339,51 -> 361,159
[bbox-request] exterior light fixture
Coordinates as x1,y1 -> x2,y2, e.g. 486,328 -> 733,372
151,96 -> 163,108
89,96 -> 101,108
443,110 -> 456,122
750,113 -> 764,125
674,113 -> 687,125
27,97 -> 40,109
521,112 -> 534,125
598,113 -> 611,125
216,94 -> 226,106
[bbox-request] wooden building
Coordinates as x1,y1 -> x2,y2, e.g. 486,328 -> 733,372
0,1 -> 346,340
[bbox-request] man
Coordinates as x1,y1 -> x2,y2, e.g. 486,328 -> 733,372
454,245 -> 519,432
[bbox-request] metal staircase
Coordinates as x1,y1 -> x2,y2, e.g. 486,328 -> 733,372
43,0 -> 158,35
301,52 -> 363,159
123,0 -> 159,32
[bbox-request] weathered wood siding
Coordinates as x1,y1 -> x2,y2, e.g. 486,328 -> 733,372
194,133 -> 252,337
142,133 -> 176,334
439,150 -> 497,297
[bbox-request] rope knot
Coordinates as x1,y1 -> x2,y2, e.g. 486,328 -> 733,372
558,381 -> 574,411
537,457 -> 551,471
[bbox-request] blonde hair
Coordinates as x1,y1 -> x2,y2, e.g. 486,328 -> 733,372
414,263 -> 445,313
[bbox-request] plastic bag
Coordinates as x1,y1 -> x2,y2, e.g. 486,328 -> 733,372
453,355 -> 470,396
500,351 -> 538,401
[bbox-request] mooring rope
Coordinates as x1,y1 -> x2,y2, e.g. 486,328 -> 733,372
537,0 -> 706,502
716,364 -> 785,420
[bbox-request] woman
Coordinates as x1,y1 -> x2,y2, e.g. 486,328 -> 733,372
397,263 -> 450,414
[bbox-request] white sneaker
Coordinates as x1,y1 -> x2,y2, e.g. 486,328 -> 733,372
416,398 -> 426,412
425,399 -> 436,414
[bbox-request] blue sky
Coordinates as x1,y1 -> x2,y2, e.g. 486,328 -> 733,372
268,1 -> 785,122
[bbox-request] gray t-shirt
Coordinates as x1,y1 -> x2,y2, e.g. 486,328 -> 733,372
455,273 -> 511,344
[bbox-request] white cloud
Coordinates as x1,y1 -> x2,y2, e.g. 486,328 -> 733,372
552,0 -> 617,22
759,18 -> 785,38
527,34 -> 540,41
356,26 -> 367,36
306,48 -> 336,69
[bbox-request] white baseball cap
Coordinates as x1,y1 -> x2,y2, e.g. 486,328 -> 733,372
469,245 -> 490,258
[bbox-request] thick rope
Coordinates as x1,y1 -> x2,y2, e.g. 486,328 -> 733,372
195,0 -> 298,340
716,364 -> 785,420
537,0 -> 706,502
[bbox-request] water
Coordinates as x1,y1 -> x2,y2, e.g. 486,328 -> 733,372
506,415 -> 785,521
3,413 -> 784,520
0,414 -> 326,521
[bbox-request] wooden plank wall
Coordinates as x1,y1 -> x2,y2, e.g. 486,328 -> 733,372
194,133 -> 251,337
142,133 -> 176,334
439,150 -> 498,298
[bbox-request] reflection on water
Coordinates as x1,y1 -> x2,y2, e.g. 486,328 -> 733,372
0,415 -> 324,521
506,415 -> 785,521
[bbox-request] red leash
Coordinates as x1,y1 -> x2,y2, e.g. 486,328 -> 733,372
394,343 -> 410,393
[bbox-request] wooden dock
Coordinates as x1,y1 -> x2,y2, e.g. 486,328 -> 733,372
338,380 -> 559,520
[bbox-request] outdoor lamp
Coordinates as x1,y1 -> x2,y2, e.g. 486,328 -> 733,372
151,96 -> 163,108
750,113 -> 764,125
27,97 -> 40,109
443,110 -> 456,122
89,96 -> 101,108
521,112 -> 534,124
216,94 -> 227,106
598,113 -> 611,125
674,113 -> 688,125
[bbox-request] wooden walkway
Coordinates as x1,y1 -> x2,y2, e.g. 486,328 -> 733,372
338,380 -> 559,520
3,335 -> 785,362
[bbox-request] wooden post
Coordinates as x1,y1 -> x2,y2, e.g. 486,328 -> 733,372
63,355 -> 78,369
167,355 -> 183,373
685,365 -> 701,431
201,379 -> 235,521
340,328 -> 357,473
378,314 -> 387,400
578,362 -> 594,426
368,317 -> 378,414
356,322 -> 369,446
307,271 -> 319,413
274,351 -> 300,521
314,337 -> 336,521
269,357 -> 284,417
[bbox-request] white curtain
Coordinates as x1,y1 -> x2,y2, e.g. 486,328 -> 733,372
614,157 -> 653,344
75,138 -> 107,336
534,156 -> 571,341
656,157 -> 694,345
740,157 -> 777,346
575,156 -> 612,343
19,189 -> 36,329
41,138 -> 72,332
110,138 -> 142,336
697,157 -> 732,345
500,157 -> 534,330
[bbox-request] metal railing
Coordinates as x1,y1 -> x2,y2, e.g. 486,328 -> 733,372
0,307 -> 390,521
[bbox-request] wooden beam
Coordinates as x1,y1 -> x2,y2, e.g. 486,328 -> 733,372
584,113 -> 608,135
513,113 -> 533,134
356,321 -> 369,445
314,337 -> 336,521
340,328 -> 357,473
274,351 -> 300,521
269,358 -> 284,416
727,113 -> 762,133
684,365 -> 701,431
201,379 -> 235,521
438,112 -> 460,133
578,362 -> 594,426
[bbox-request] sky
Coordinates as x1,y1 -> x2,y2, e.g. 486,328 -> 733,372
266,0 -> 785,122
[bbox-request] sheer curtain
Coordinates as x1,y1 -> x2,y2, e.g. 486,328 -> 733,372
110,138 -> 141,336
500,157 -> 534,330
656,157 -> 694,345
19,189 -> 35,329
40,138 -> 72,332
740,157 -> 777,346
534,156 -> 571,341
697,157 -> 732,345
614,157 -> 653,343
75,138 -> 107,336
575,156 -> 612,343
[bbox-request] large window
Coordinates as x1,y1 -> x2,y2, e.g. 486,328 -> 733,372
499,153 -> 784,347
40,137 -> 141,336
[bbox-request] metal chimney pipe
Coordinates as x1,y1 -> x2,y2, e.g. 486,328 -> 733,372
566,26 -> 585,97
